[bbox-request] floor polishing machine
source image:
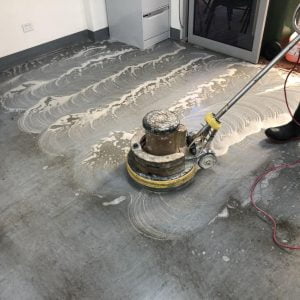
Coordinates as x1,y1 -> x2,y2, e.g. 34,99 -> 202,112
126,5 -> 300,190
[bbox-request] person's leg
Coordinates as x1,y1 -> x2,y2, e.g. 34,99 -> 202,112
265,104 -> 300,141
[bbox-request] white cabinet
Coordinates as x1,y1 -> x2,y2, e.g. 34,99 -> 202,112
142,0 -> 169,13
106,0 -> 170,49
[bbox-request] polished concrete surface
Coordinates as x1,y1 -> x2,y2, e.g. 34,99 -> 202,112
0,40 -> 300,299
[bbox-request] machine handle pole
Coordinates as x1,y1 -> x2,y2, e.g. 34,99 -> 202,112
215,33 -> 300,120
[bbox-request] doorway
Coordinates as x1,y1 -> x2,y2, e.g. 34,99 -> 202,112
188,0 -> 270,63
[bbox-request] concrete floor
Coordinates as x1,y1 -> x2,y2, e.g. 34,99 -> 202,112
0,40 -> 300,299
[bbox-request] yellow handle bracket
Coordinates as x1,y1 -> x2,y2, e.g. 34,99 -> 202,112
205,113 -> 221,131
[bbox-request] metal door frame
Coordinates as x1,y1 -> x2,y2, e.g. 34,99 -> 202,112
188,0 -> 270,63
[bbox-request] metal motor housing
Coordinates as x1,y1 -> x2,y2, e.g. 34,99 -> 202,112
127,110 -> 196,189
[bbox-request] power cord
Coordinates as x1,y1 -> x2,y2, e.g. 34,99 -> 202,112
250,51 -> 300,250
250,161 -> 300,250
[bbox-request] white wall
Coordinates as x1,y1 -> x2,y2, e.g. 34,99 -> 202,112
0,0 -> 183,58
171,0 -> 183,31
83,0 -> 108,31
0,0 -> 88,58
171,0 -> 186,39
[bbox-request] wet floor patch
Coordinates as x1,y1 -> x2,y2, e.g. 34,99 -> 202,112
1,39 -> 299,240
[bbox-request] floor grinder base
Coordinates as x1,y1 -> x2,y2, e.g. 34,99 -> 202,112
126,110 -> 199,190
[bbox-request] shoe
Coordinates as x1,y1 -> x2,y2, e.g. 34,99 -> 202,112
265,121 -> 300,141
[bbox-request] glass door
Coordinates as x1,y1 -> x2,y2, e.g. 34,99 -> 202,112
188,0 -> 270,63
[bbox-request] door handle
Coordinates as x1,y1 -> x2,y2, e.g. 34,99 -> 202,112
143,5 -> 169,18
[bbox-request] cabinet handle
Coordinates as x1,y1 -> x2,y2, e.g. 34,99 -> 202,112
143,5 -> 169,18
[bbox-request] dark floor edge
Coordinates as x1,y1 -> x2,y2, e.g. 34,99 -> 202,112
170,27 -> 181,41
88,27 -> 110,42
0,28 -> 110,73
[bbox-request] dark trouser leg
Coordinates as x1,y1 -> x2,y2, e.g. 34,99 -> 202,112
293,103 -> 300,123
265,103 -> 300,141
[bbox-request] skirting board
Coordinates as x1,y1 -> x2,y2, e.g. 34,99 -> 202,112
0,27 -> 110,73
88,27 -> 110,42
170,27 -> 181,41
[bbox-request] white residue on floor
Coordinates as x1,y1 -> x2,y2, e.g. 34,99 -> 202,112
217,207 -> 229,218
208,207 -> 229,225
222,256 -> 230,262
102,196 -> 127,206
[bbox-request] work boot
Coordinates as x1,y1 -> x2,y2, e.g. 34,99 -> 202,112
265,104 -> 300,141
